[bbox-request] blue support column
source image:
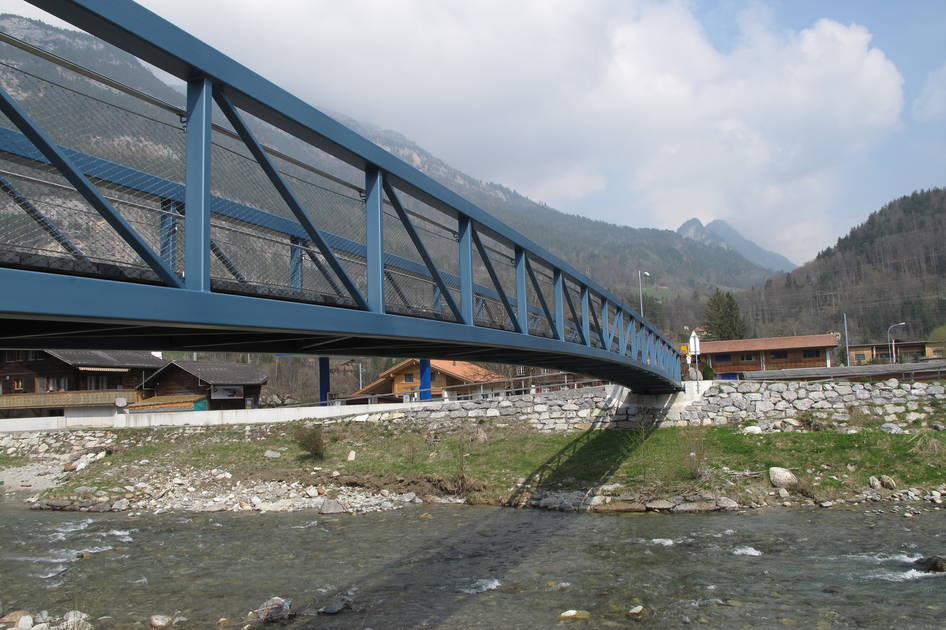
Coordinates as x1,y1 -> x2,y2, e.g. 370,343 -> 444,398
419,358 -> 431,400
289,236 -> 303,292
580,286 -> 590,347
553,269 -> 564,341
185,77 -> 212,292
159,199 -> 179,271
601,299 -> 611,351
319,356 -> 330,405
458,216 -> 474,325
515,247 -> 528,335
365,167 -> 384,313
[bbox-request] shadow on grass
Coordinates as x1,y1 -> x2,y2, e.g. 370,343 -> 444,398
506,415 -> 659,507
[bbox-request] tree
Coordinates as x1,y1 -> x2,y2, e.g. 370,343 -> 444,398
702,289 -> 747,340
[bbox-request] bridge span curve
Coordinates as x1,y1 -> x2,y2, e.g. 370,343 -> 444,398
0,1 -> 681,393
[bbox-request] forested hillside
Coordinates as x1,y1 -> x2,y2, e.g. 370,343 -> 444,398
738,189 -> 946,343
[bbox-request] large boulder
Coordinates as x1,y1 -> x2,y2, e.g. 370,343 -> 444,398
768,467 -> 798,489
256,597 -> 293,622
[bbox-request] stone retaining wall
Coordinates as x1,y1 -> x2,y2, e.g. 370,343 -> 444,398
336,384 -> 679,432
676,379 -> 946,431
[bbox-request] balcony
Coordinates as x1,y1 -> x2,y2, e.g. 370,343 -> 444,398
0,389 -> 141,410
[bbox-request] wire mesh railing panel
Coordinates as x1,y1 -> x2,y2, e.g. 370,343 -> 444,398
589,293 -> 606,350
472,228 -> 516,331
526,257 -> 555,338
209,216 -> 296,299
563,278 -> 584,344
383,268 -> 443,319
386,186 -> 460,279
0,144 -> 158,282
210,129 -> 295,223
233,110 -> 367,246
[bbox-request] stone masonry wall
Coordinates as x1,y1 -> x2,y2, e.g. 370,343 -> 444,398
332,385 -> 670,433
676,379 -> 946,432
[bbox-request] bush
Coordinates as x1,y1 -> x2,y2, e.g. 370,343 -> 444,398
701,363 -> 716,380
295,423 -> 326,460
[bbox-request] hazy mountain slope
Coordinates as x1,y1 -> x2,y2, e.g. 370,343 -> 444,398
677,217 -> 796,272
0,15 -> 773,301
739,188 -> 946,342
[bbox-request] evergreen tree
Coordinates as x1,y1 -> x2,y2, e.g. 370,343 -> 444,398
702,289 -> 747,340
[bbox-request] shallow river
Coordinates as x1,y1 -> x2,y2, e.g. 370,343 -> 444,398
1,502 -> 944,629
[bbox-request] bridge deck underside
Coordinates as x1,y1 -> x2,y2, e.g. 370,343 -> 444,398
0,317 -> 676,393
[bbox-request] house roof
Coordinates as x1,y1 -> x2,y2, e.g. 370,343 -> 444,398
143,360 -> 268,386
45,349 -> 167,369
350,359 -> 503,397
700,334 -> 838,354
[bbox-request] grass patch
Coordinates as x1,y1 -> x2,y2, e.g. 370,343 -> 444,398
38,420 -> 946,506
0,454 -> 29,469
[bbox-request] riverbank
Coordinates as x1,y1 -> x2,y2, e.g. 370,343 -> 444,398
2,412 -> 945,515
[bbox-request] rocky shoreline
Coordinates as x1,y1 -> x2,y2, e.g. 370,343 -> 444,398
3,420 -> 946,517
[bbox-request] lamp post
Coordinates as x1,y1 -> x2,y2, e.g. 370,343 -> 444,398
887,321 -> 906,364
638,270 -> 650,318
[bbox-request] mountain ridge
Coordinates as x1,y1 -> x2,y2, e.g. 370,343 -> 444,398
677,217 -> 797,272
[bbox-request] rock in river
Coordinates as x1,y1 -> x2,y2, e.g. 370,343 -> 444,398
256,596 -> 293,622
914,556 -> 946,572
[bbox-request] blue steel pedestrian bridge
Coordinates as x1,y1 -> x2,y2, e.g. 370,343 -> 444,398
0,1 -> 681,393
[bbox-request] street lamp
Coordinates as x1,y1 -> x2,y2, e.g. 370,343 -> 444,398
887,322 -> 906,364
638,270 -> 650,318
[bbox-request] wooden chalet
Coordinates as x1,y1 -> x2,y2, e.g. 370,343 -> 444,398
133,360 -> 267,411
348,359 -> 504,403
0,349 -> 165,418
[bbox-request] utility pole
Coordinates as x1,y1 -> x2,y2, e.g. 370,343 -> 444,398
843,313 -> 849,366
638,270 -> 650,318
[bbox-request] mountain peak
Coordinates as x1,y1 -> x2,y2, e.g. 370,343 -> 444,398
677,218 -> 796,272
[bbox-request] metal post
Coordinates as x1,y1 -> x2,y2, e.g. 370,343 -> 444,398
515,247 -> 528,334
319,356 -> 330,406
365,167 -> 384,312
843,313 -> 849,366
419,359 -> 431,400
184,77 -> 212,291
638,270 -> 650,318
553,269 -> 564,341
458,216 -> 473,325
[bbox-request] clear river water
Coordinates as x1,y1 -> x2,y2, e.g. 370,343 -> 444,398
1,502 -> 944,629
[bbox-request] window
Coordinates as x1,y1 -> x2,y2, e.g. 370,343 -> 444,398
770,351 -> 788,360
12,377 -> 24,392
715,354 -> 732,363
403,373 -> 414,383
855,353 -> 866,361
803,349 -> 821,359
430,372 -> 437,382
37,375 -> 68,392
741,353 -> 754,361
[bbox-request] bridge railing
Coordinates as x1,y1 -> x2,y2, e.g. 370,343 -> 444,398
0,1 -> 681,389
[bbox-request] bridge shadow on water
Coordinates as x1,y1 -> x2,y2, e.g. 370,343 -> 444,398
290,402 -> 662,629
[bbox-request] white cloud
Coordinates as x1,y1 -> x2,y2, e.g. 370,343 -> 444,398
116,1 -> 903,262
913,61 -> 946,122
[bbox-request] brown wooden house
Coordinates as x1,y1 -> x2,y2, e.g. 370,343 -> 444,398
700,334 -> 839,379
0,349 -> 166,418
348,359 -> 504,403
133,360 -> 267,411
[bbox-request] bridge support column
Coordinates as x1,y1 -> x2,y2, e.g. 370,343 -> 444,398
458,216 -> 473,325
319,356 -> 330,406
515,247 -> 528,334
419,359 -> 431,400
184,77 -> 212,292
365,167 -> 384,313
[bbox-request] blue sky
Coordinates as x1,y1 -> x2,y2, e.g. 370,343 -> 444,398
5,0 -> 945,264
